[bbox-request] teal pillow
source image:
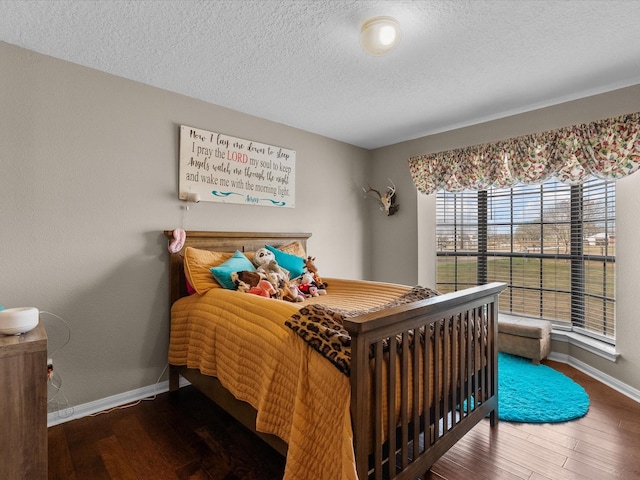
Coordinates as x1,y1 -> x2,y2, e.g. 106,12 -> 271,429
210,251 -> 255,289
265,244 -> 305,279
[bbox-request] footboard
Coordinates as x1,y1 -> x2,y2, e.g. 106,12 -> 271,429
344,282 -> 506,480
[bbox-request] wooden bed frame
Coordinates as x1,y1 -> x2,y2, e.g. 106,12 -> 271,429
164,230 -> 506,480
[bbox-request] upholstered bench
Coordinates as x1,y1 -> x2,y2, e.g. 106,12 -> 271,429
498,316 -> 552,364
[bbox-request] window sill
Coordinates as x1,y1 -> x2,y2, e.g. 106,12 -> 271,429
550,329 -> 620,363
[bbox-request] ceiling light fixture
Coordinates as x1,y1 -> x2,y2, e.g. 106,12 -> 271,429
360,16 -> 401,56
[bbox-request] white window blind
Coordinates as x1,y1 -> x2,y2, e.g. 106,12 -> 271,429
436,178 -> 615,343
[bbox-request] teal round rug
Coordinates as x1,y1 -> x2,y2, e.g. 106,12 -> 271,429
498,353 -> 590,423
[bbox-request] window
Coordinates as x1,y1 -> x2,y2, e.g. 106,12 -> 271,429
436,178 -> 615,344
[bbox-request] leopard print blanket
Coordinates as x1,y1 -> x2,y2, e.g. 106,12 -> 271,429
285,286 -> 439,376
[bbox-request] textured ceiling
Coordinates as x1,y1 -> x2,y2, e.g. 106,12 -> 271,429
1,0 -> 640,149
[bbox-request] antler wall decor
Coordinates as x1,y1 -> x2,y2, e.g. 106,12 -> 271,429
362,179 -> 399,216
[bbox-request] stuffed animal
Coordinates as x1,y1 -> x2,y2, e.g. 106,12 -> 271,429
295,272 -> 326,297
280,281 -> 305,302
231,270 -> 262,292
303,256 -> 327,290
253,247 -> 290,289
250,279 -> 277,298
297,282 -> 319,297
231,270 -> 277,298
168,228 -> 186,253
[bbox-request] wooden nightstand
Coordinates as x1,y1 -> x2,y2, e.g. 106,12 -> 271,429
0,321 -> 48,479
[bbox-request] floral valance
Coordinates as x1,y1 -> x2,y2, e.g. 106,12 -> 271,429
408,111 -> 640,194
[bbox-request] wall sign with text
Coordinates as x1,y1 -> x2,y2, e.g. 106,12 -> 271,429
179,125 -> 296,208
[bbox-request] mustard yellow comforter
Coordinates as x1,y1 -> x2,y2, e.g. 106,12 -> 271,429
168,278 -> 413,480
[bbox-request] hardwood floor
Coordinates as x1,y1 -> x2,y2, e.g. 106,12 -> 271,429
429,361 -> 640,480
48,360 -> 640,480
48,386 -> 286,480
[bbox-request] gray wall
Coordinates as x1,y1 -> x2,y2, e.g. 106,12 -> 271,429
0,42 -> 371,408
370,84 -> 640,392
3,39 -> 638,410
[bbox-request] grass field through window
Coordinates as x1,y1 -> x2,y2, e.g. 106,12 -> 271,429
437,255 -> 615,337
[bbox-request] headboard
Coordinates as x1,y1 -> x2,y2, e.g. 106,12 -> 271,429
163,231 -> 312,305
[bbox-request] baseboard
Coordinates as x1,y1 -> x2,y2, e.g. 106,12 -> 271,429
49,354 -> 639,427
47,377 -> 191,427
547,352 -> 640,403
